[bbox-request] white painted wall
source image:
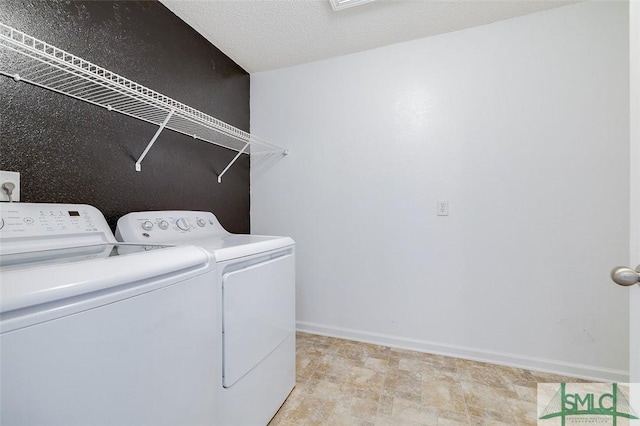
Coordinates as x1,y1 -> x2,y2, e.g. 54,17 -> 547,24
251,1 -> 630,381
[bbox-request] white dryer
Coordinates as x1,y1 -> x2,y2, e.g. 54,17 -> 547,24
116,211 -> 295,426
0,203 -> 220,426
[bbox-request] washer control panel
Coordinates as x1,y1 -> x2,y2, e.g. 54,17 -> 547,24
0,203 -> 108,238
116,210 -> 229,243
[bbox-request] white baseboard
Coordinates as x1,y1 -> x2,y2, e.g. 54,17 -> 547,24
296,321 -> 629,383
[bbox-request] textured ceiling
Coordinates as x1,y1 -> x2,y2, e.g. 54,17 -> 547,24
159,0 -> 582,73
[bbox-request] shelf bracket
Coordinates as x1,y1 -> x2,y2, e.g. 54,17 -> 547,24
218,142 -> 250,183
135,109 -> 175,172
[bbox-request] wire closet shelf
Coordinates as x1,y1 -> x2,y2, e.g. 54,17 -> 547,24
0,22 -> 287,182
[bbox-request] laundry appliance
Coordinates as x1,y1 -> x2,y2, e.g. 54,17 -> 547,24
0,203 -> 220,426
116,210 -> 295,426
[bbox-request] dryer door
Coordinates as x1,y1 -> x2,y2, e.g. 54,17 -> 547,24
222,250 -> 295,388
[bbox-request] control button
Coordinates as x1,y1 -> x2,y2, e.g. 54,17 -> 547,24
197,218 -> 206,227
158,220 -> 169,230
23,217 -> 34,224
141,221 -> 154,231
176,218 -> 190,231
0,218 -> 3,230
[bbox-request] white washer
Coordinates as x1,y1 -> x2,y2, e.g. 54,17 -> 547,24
116,211 -> 295,426
0,203 -> 220,426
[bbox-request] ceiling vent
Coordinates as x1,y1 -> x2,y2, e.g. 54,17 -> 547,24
329,0 -> 376,11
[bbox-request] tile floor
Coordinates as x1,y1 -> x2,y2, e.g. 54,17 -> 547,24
269,332 -> 584,426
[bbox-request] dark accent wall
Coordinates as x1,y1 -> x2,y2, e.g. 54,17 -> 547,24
0,0 -> 250,233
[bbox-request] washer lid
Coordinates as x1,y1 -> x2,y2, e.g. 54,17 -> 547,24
0,244 -> 212,315
0,243 -> 169,272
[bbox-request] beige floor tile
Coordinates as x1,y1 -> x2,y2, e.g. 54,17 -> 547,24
466,405 -> 516,424
390,347 -> 425,360
507,397 -> 538,425
312,354 -> 364,384
398,357 -> 435,376
333,340 -> 370,362
328,395 -> 353,416
364,357 -> 391,373
278,393 -> 336,425
347,386 -> 384,403
391,397 -> 439,424
296,353 -> 322,381
384,369 -> 423,402
302,378 -> 343,400
460,381 -> 516,409
422,378 -> 464,408
492,365 -> 538,387
422,367 -> 460,383
349,396 -> 380,422
374,413 -> 425,426
436,407 -> 469,424
378,394 -> 394,416
513,384 -> 537,401
437,418 -> 470,426
469,418 -> 515,426
324,411 -> 375,426
342,366 -> 387,395
466,367 -> 517,392
269,333 -> 591,426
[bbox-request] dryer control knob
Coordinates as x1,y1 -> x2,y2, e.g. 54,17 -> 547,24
141,221 -> 153,231
176,218 -> 190,231
158,220 -> 169,230
197,218 -> 206,227
0,218 -> 4,230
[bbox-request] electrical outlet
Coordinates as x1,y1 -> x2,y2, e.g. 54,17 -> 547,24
0,171 -> 20,202
437,199 -> 448,216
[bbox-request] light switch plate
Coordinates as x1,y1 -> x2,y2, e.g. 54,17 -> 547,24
0,171 -> 21,202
